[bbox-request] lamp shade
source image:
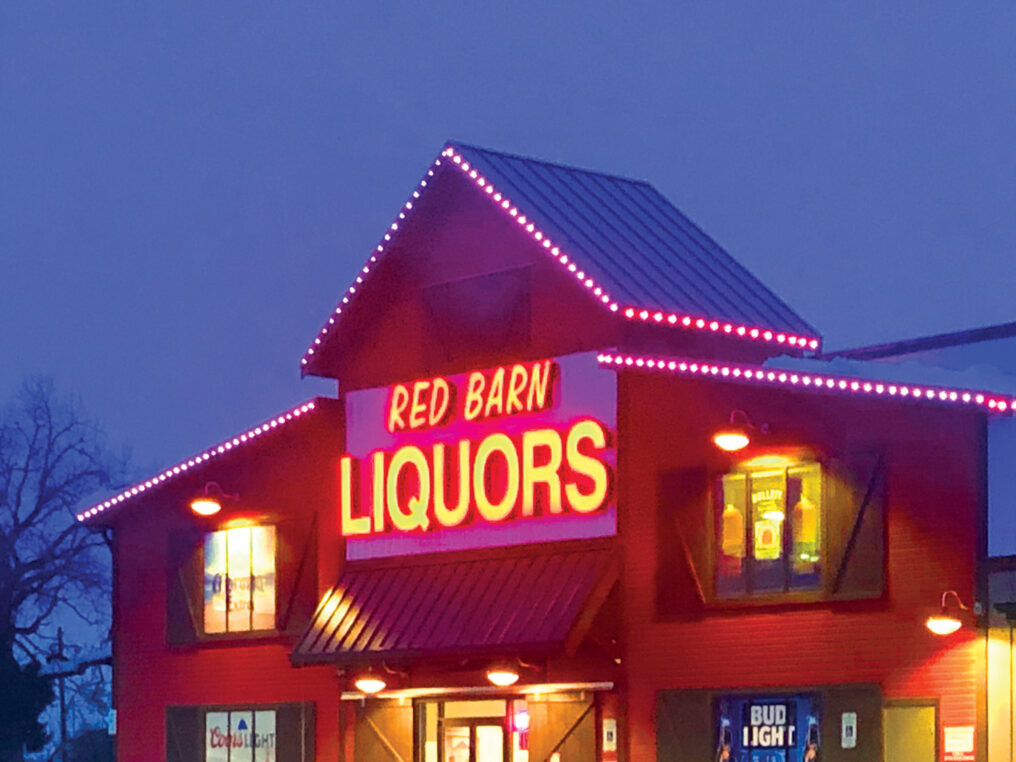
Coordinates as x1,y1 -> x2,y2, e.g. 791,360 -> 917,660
713,429 -> 750,452
190,497 -> 222,517
486,667 -> 520,687
354,675 -> 387,694
925,614 -> 962,636
926,590 -> 969,635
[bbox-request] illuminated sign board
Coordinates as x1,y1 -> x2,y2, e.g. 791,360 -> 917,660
716,695 -> 820,762
341,352 -> 616,559
205,710 -> 276,762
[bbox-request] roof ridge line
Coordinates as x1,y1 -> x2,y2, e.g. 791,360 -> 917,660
448,140 -> 656,188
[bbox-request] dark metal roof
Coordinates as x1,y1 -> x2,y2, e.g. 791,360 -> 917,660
301,142 -> 822,374
292,545 -> 616,665
825,319 -> 1016,360
451,142 -> 817,339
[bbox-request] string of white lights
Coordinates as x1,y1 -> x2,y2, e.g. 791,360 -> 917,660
597,352 -> 1016,414
76,400 -> 318,522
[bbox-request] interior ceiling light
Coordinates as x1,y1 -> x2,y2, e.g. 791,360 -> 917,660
513,707 -> 530,732
925,590 -> 970,636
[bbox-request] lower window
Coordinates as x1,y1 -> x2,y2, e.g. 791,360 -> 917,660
166,702 -> 313,762
716,694 -> 821,762
205,710 -> 276,762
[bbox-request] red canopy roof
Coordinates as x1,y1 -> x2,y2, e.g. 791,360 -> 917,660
292,543 -> 617,665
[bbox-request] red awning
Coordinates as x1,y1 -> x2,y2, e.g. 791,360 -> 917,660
291,543 -> 616,665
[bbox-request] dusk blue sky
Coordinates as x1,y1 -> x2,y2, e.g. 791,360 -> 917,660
3,3 -> 1015,475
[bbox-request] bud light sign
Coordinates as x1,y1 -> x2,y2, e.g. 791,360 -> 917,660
716,695 -> 820,762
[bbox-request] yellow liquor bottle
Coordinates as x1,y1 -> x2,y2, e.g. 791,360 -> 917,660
721,504 -> 745,562
792,495 -> 818,573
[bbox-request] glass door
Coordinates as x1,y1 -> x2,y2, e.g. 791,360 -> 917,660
418,698 -> 527,762
442,720 -> 505,762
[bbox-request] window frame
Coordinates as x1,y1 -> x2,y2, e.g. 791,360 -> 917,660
166,701 -> 315,762
413,697 -> 522,762
199,523 -> 280,641
203,706 -> 278,762
709,456 -> 829,606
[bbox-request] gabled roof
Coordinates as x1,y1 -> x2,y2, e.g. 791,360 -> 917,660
301,143 -> 821,374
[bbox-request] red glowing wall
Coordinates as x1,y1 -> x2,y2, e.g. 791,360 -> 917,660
109,406 -> 344,761
616,371 -> 984,760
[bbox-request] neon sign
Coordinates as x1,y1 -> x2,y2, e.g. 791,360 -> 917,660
387,360 -> 556,432
340,354 -> 616,556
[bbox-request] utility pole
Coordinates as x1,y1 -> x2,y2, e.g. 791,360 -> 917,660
47,628 -> 68,762
59,629 -> 67,762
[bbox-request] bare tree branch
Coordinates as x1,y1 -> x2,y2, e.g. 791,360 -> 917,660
40,656 -> 112,681
0,376 -> 128,658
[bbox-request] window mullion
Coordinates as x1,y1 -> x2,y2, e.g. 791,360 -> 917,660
745,473 -> 754,595
783,467 -> 791,593
249,529 -> 254,632
224,531 -> 231,634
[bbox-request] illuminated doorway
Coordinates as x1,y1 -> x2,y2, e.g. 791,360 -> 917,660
417,699 -> 528,762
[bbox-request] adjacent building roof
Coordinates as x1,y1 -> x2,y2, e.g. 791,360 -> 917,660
301,142 -> 821,374
291,544 -> 617,665
826,319 -> 1016,360
597,351 -> 1016,414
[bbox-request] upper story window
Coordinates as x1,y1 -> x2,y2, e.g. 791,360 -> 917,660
203,526 -> 277,633
657,441 -> 885,616
715,457 -> 823,597
168,511 -> 316,647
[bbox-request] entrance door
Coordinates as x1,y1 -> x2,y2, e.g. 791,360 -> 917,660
442,720 -> 505,762
883,703 -> 937,762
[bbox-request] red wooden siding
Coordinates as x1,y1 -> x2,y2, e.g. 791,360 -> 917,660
617,371 -> 983,760
110,404 -> 344,761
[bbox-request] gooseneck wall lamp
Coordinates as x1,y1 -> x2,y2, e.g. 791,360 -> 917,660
353,668 -> 387,695
189,481 -> 237,517
485,663 -> 521,687
925,590 -> 971,635
352,664 -> 407,695
713,410 -> 768,452
485,656 -> 538,687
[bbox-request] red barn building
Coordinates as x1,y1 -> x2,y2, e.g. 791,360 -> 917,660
80,143 -> 1011,762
